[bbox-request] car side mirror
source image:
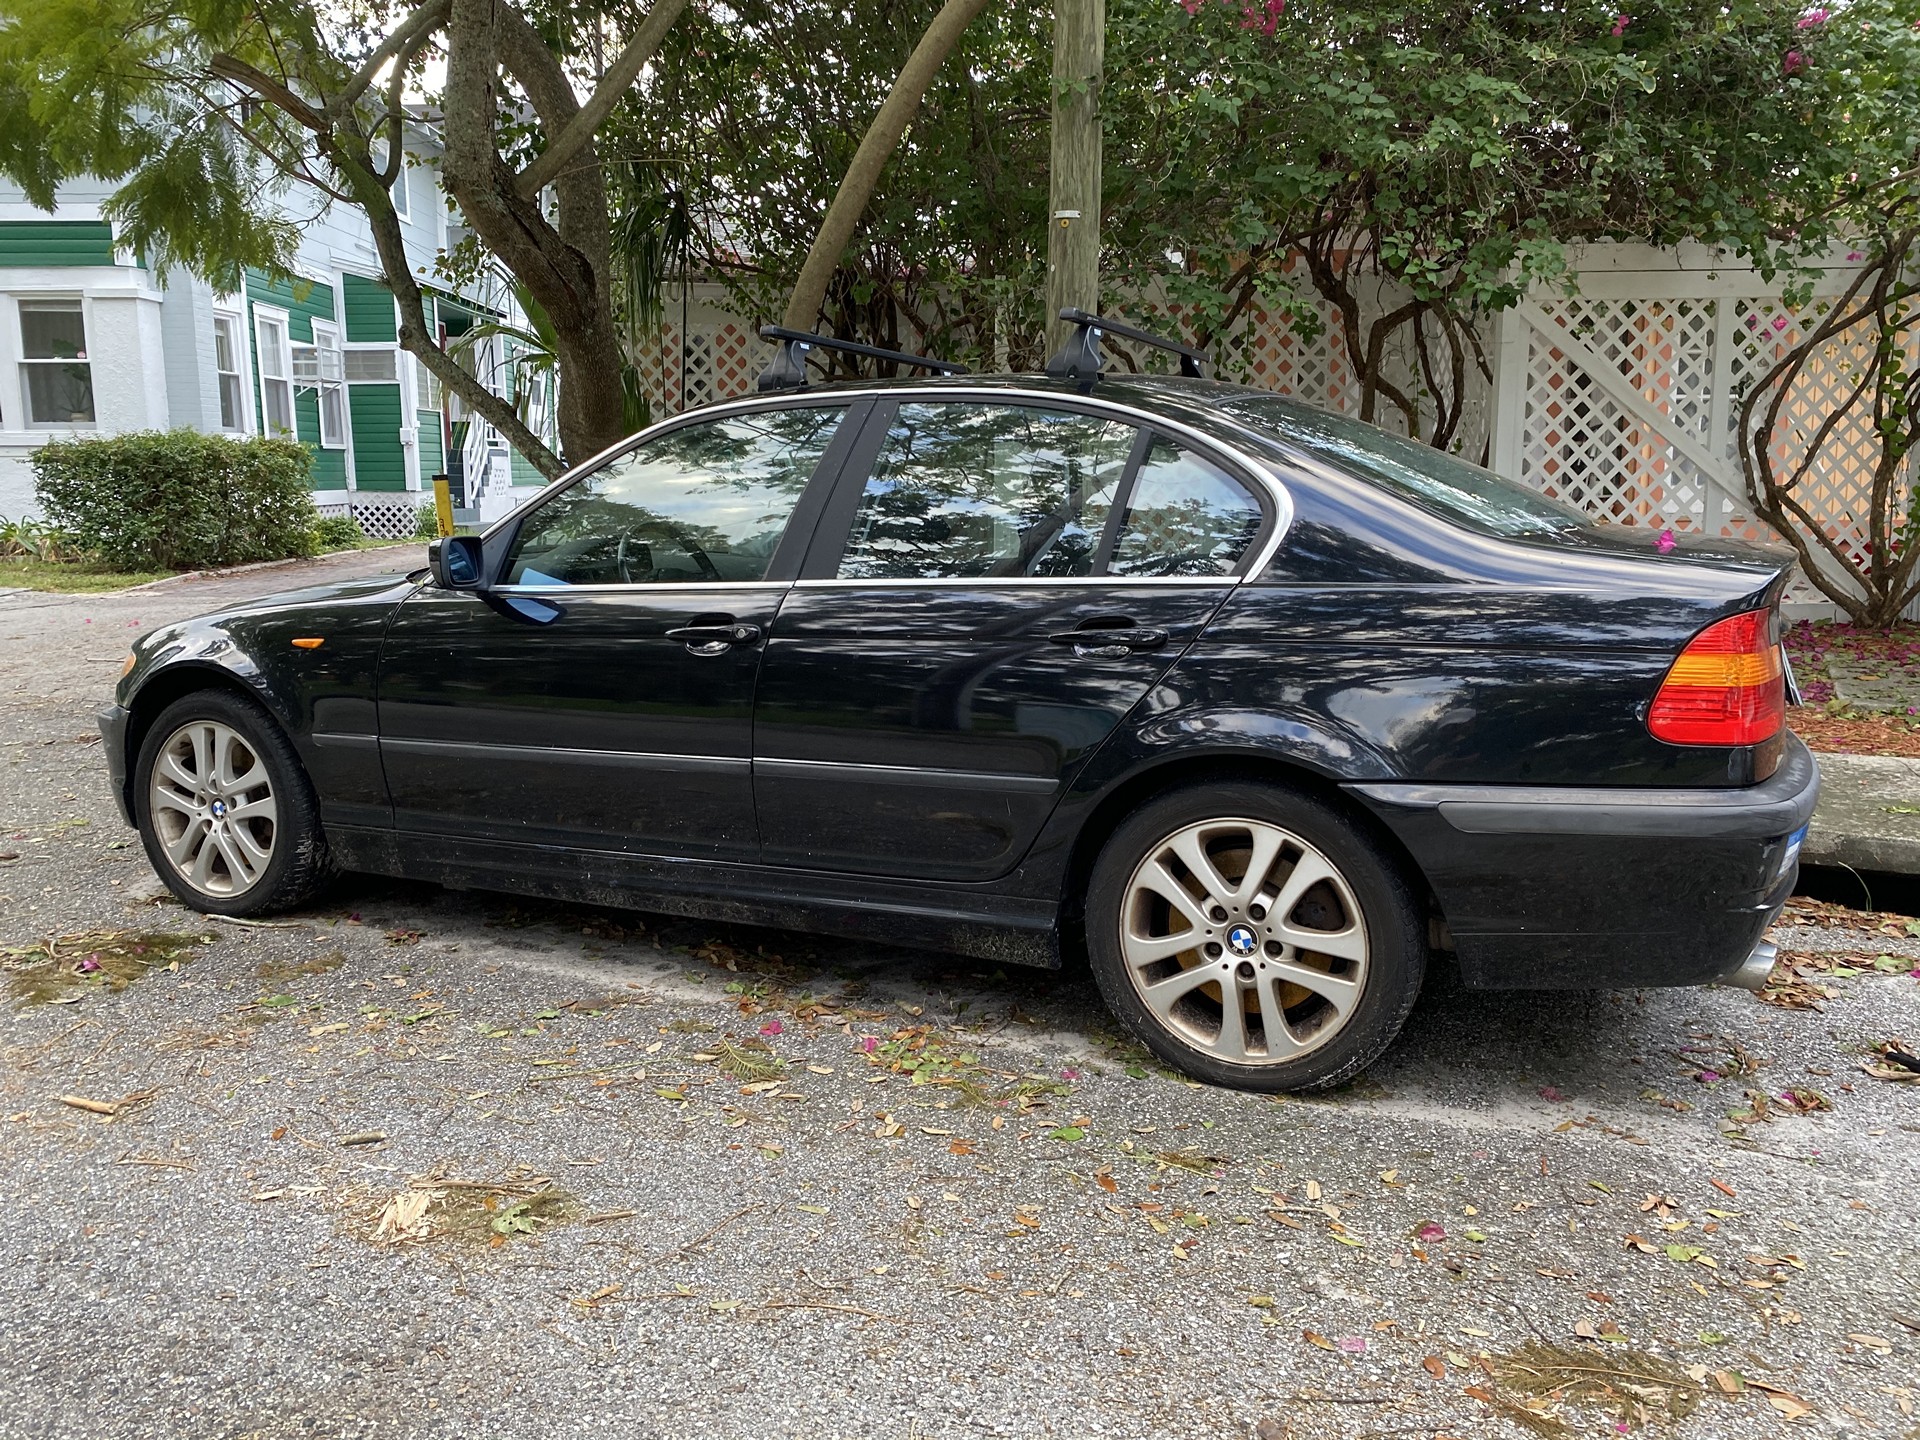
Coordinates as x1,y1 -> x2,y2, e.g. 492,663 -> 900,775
428,535 -> 486,591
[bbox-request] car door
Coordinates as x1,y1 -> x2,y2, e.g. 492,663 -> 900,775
751,396 -> 1275,880
376,398 -> 859,859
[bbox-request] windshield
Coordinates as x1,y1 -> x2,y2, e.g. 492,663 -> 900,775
1211,394 -> 1592,538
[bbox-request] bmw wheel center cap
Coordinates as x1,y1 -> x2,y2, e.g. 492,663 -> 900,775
1226,925 -> 1258,957
210,800 -> 228,819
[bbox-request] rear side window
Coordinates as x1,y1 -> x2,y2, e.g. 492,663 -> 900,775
836,403 -> 1139,580
1109,436 -> 1265,578
504,406 -> 846,586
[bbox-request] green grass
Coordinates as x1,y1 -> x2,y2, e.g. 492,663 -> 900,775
0,536 -> 418,593
0,557 -> 172,592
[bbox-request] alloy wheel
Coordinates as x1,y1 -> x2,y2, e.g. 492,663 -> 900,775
148,719 -> 278,897
1119,816 -> 1368,1065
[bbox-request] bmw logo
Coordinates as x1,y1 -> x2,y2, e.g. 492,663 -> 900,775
1226,925 -> 1258,957
210,800 -> 228,819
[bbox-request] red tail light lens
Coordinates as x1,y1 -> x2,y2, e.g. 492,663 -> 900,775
1646,609 -> 1785,746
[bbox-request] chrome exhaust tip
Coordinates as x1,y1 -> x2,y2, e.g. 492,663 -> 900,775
1726,939 -> 1779,992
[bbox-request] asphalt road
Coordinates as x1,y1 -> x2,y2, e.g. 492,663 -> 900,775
2,550 -> 1917,1440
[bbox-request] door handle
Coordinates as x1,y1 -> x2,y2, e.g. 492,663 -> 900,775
665,621 -> 762,655
1046,624 -> 1168,653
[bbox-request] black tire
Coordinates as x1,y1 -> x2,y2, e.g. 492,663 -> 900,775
133,689 -> 337,916
1085,779 -> 1426,1092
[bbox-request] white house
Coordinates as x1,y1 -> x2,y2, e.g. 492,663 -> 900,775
0,136 -> 551,533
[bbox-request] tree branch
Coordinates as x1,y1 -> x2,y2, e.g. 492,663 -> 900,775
514,0 -> 688,199
781,0 -> 990,331
330,0 -> 451,119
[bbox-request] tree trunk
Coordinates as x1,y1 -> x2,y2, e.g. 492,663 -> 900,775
441,0 -> 635,465
780,0 -> 992,334
1045,0 -> 1102,355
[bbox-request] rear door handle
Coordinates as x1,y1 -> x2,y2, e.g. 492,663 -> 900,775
1046,625 -> 1168,654
665,621 -> 762,655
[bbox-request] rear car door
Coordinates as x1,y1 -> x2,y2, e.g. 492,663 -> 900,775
375,399 -> 857,858
751,396 -> 1274,880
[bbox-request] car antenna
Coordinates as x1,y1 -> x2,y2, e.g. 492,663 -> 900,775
756,325 -> 969,392
1042,308 -> 1208,382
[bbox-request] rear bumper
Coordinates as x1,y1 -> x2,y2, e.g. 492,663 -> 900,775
98,704 -> 133,826
1348,734 -> 1820,989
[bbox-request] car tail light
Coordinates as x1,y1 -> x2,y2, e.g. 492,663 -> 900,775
1646,609 -> 1785,746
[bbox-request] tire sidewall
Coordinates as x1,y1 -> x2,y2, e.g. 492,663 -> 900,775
133,691 -> 314,917
1085,779 -> 1425,1092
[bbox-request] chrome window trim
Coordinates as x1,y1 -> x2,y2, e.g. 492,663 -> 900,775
478,384 -> 1297,581
488,580 -> 791,597
790,576 -> 1232,591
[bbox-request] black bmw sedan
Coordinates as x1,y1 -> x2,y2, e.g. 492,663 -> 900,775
98,363 -> 1819,1091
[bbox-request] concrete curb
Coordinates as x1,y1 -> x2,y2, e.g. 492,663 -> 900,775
1805,751 -> 1920,874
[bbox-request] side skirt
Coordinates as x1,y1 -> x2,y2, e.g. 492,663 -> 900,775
328,827 -> 1064,969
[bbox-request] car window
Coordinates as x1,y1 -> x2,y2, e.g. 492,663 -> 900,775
1108,436 -> 1265,577
1211,394 -> 1589,538
503,406 -> 847,586
836,403 -> 1138,580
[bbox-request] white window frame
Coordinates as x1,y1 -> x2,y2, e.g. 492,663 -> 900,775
307,319 -> 347,450
254,306 -> 296,439
17,295 -> 96,430
211,305 -> 252,434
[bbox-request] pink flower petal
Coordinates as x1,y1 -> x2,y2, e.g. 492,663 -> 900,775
759,1019 -> 784,1036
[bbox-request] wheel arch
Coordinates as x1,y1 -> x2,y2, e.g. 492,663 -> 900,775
1056,748 -> 1447,960
121,663 -> 289,813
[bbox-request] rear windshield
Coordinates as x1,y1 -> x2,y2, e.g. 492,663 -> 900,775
1209,394 -> 1592,538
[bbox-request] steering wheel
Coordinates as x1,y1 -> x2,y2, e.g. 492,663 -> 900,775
615,530 -> 650,584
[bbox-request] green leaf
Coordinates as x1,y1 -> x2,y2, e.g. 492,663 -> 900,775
1049,1126 -> 1086,1142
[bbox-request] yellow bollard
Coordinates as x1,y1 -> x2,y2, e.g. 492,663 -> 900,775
432,474 -> 454,538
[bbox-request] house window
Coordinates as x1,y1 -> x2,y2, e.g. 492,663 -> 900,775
344,348 -> 399,383
212,312 -> 247,431
376,142 -> 411,222
416,356 -> 442,411
303,320 -> 347,449
255,310 -> 295,437
20,299 -> 95,426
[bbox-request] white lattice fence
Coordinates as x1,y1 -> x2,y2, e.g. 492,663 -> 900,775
1493,251 -> 1916,608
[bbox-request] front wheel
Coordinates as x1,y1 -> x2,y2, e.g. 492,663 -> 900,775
1085,779 -> 1426,1092
133,690 -> 336,916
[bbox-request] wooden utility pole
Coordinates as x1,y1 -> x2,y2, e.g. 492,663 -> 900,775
1046,0 -> 1103,355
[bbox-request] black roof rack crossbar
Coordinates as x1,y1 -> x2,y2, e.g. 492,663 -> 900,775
1043,307 -> 1208,382
756,325 -> 968,392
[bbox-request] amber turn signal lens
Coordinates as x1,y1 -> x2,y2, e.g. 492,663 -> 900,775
119,653 -> 137,678
291,637 -> 325,650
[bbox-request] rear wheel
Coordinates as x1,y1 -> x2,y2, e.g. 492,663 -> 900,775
133,691 -> 335,916
1086,779 -> 1425,1091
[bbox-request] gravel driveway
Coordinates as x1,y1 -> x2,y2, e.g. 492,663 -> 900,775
2,549 -> 1917,1440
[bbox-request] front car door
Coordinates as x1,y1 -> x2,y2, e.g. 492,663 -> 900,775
375,398 -> 858,858
751,395 -> 1275,880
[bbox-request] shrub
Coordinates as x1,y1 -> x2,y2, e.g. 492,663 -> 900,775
32,430 -> 319,571
413,504 -> 441,540
312,514 -> 365,550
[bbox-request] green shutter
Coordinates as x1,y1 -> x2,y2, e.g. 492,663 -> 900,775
343,274 -> 398,344
0,221 -> 118,267
349,384 -> 408,490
